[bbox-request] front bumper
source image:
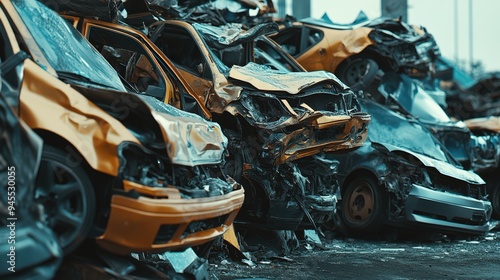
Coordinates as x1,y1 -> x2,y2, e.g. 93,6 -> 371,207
96,180 -> 245,255
404,184 -> 492,234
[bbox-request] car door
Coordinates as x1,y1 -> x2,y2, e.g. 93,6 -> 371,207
77,19 -> 211,119
149,23 -> 215,109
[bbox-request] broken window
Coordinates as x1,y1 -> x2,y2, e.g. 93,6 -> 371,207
272,26 -> 323,57
155,26 -> 212,80
254,39 -> 295,72
271,27 -> 302,56
86,26 -> 166,97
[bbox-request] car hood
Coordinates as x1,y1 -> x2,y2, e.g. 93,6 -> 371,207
229,62 -> 349,94
378,143 -> 484,185
72,85 -> 227,166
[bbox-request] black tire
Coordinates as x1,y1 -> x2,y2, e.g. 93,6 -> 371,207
335,56 -> 379,91
35,145 -> 95,255
341,177 -> 387,233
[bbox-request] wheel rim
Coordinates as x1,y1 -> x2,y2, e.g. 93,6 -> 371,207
35,159 -> 89,250
345,183 -> 374,224
344,60 -> 371,86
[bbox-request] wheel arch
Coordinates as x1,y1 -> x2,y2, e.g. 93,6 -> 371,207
341,168 -> 382,193
34,129 -> 115,235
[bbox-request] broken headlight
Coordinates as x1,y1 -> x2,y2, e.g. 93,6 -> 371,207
117,142 -> 169,188
117,142 -> 237,198
369,29 -> 398,44
377,147 -> 432,194
239,92 -> 291,124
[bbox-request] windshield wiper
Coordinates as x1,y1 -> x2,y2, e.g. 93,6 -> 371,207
56,71 -> 117,90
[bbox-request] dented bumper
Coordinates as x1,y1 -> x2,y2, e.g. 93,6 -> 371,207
96,180 -> 244,255
405,184 -> 492,234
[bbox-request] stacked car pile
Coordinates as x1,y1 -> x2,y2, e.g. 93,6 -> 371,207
0,0 -> 497,279
269,7 -> 499,221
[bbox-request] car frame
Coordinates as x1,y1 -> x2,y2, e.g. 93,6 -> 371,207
1,0 -> 244,255
270,13 -> 440,90
63,14 -> 371,230
254,36 -> 493,234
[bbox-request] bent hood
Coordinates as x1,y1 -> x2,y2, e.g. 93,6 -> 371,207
72,85 -> 227,166
379,143 -> 484,185
229,62 -> 349,94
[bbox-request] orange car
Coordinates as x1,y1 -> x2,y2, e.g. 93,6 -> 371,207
271,14 -> 440,90
1,0 -> 243,255
63,14 -> 370,230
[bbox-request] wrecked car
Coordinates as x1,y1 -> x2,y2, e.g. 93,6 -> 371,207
362,71 -> 500,218
64,14 -> 370,230
332,98 -> 492,234
435,56 -> 500,119
270,12 -> 440,91
0,52 -> 62,280
254,37 -> 493,234
267,14 -> 500,219
2,0 -> 244,256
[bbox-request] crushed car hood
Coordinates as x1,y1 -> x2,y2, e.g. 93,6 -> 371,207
229,62 -> 349,94
72,85 -> 227,166
378,143 -> 485,185
359,98 -> 483,184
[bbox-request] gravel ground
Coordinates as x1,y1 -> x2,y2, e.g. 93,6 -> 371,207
209,225 -> 500,279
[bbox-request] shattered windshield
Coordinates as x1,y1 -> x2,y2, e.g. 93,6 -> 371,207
12,0 -> 126,91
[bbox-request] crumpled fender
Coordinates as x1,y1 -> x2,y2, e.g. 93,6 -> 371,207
72,84 -> 227,167
19,59 -> 138,176
378,143 -> 485,185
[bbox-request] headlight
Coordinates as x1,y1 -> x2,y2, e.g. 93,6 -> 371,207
239,92 -> 291,123
369,30 -> 398,44
117,142 -> 168,188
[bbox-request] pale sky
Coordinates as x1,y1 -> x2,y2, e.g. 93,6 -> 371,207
292,0 -> 500,73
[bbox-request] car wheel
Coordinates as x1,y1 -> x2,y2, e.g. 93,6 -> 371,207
341,177 -> 387,233
335,56 -> 379,91
35,145 -> 95,255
